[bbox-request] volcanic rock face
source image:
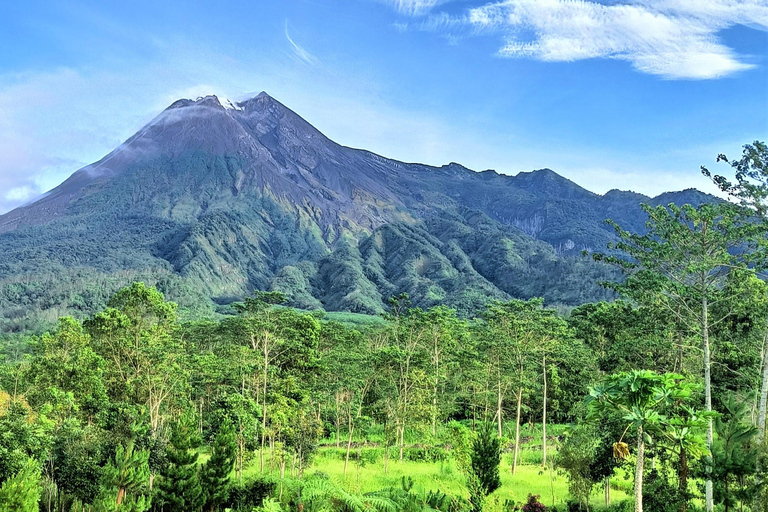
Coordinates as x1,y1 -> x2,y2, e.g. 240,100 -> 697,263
0,93 -> 713,326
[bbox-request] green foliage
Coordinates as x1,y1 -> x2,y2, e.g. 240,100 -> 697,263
297,473 -> 397,512
0,397 -> 51,485
96,441 -> 151,512
708,397 -> 759,510
0,458 -> 42,512
201,420 -> 237,511
468,423 -> 501,511
52,419 -> 105,506
224,477 -> 276,511
157,416 -> 203,512
641,469 -> 686,512
556,424 -> 598,510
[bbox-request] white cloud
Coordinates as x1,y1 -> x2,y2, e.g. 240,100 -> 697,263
5,186 -> 35,202
457,0 -> 768,79
385,0 -> 446,16
284,21 -> 320,66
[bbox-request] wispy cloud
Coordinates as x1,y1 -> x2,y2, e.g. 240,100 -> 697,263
463,0 -> 768,79
284,21 -> 320,66
385,0 -> 448,16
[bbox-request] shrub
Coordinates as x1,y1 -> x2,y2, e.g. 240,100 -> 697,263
224,477 -> 276,511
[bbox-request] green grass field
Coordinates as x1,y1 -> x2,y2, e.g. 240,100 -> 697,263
241,444 -> 631,510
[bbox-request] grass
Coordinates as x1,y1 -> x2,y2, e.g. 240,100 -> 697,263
242,444 -> 631,510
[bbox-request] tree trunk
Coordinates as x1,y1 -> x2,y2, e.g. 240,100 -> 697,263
399,425 -> 405,461
512,386 -> 523,475
237,431 -> 244,482
679,447 -> 688,512
269,434 -> 275,473
753,315 -> 768,512
497,376 -> 503,438
542,354 -> 547,469
433,346 -> 439,436
605,476 -> 611,507
635,424 -> 645,512
344,414 -> 355,477
335,398 -> 341,448
261,339 -> 269,474
702,293 -> 714,512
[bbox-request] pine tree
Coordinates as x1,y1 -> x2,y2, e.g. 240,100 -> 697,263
468,422 -> 501,512
200,421 -> 236,512
96,441 -> 151,512
157,416 -> 203,512
0,458 -> 42,512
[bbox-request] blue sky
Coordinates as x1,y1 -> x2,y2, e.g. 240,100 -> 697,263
0,0 -> 766,213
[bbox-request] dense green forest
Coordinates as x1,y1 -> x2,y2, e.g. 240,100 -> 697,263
1,143 -> 768,512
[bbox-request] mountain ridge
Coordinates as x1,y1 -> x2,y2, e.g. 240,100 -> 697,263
0,92 -> 714,330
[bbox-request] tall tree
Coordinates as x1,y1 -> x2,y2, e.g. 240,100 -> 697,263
26,317 -> 108,423
483,298 -> 567,473
228,291 -> 322,473
157,416 -> 203,512
85,282 -> 185,434
597,200 -> 765,511
378,294 -> 432,462
200,421 -> 236,512
703,140 -> 768,509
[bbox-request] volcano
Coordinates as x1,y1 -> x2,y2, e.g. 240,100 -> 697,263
0,93 -> 712,329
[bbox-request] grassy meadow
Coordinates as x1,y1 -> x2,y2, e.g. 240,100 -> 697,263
230,423 -> 633,511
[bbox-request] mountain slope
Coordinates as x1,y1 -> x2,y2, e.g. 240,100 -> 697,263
0,93 -> 711,330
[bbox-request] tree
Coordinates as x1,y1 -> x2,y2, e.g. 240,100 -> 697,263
86,282 -> 185,435
703,140 -> 768,509
26,317 -> 108,423
201,420 -> 236,512
420,306 -> 465,436
468,422 -> 501,512
378,294 -> 432,462
709,397 -> 759,512
0,458 -> 42,512
557,423 -> 599,511
587,370 -> 699,512
483,298 -> 568,473
156,416 -> 203,512
97,441 -> 151,512
52,419 -> 104,508
228,290 -> 321,474
660,407 -> 709,512
0,398 -> 51,486
597,200 -> 765,512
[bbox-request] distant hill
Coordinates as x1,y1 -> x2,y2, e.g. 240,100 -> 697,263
0,93 -> 714,331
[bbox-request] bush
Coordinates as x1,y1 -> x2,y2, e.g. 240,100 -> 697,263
224,477 -> 276,511
504,494 -> 548,512
402,446 -> 449,463
603,500 -> 634,512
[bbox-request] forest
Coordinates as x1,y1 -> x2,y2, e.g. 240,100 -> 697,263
0,143 -> 767,512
